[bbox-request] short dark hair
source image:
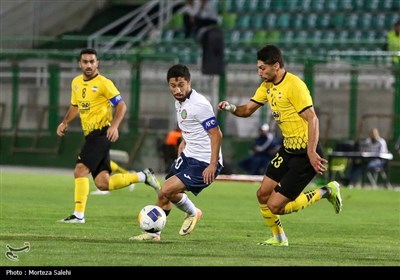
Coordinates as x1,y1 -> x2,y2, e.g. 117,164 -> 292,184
79,48 -> 97,60
257,45 -> 284,67
166,64 -> 191,82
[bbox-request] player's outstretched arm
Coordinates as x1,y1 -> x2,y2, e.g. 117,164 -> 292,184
218,101 -> 236,113
218,100 -> 260,118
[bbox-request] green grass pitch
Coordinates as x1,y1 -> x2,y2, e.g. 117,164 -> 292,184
1,168 -> 399,268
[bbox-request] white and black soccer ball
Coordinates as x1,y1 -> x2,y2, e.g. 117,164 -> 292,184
138,205 -> 166,233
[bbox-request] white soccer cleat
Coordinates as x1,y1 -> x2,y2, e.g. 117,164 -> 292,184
143,168 -> 161,193
179,208 -> 202,236
128,183 -> 136,192
59,214 -> 85,224
129,232 -> 160,241
90,189 -> 110,195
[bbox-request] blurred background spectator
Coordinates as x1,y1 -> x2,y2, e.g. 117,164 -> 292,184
182,0 -> 196,38
194,0 -> 219,38
238,124 -> 280,175
384,19 -> 400,64
180,0 -> 219,40
341,128 -> 388,187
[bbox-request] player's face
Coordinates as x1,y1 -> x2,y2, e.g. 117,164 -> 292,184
168,77 -> 191,102
79,54 -> 99,79
257,61 -> 279,83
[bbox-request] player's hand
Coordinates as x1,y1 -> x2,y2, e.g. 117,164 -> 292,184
203,164 -> 217,184
218,101 -> 236,113
309,151 -> 327,175
57,122 -> 68,136
107,126 -> 119,142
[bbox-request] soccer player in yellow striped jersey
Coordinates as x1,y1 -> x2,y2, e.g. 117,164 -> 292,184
218,45 -> 343,246
56,48 -> 160,224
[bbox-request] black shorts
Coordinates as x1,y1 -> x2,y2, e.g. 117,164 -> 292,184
77,126 -> 112,179
265,145 -> 324,200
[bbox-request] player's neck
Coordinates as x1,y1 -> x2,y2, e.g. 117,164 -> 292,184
273,68 -> 286,85
83,73 -> 99,81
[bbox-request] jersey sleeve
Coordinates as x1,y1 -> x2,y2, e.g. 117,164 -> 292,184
251,82 -> 270,105
103,78 -> 120,99
70,78 -> 78,106
289,79 -> 313,113
103,78 -> 123,106
196,102 -> 218,131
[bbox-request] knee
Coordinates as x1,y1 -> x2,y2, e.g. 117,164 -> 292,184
159,187 -> 184,204
257,188 -> 285,214
95,184 -> 109,191
159,188 -> 173,201
266,202 -> 282,215
157,192 -> 170,206
94,174 -> 109,191
256,188 -> 269,204
74,164 -> 89,178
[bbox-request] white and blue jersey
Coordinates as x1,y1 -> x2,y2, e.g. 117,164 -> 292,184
176,89 -> 223,166
167,89 -> 223,195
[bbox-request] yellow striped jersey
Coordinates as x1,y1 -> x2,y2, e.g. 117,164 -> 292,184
71,74 -> 121,136
251,72 -> 313,152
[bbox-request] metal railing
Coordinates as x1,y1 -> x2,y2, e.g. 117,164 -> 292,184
87,0 -> 184,52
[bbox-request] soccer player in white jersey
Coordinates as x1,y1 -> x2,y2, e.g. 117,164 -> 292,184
130,64 -> 224,241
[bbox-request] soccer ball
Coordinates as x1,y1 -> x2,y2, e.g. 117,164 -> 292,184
138,205 -> 166,233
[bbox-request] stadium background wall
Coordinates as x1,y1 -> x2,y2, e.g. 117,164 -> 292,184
0,51 -> 399,184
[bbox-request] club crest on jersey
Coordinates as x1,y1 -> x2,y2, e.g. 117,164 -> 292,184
92,86 -> 98,92
181,109 -> 187,119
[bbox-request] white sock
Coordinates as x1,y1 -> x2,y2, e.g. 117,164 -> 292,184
319,188 -> 328,198
275,232 -> 287,242
73,211 -> 84,219
174,193 -> 197,216
137,172 -> 146,182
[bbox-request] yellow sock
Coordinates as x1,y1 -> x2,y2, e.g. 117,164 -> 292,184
259,204 -> 285,237
110,160 -> 129,174
74,177 -> 89,213
109,173 -> 139,190
284,190 -> 322,214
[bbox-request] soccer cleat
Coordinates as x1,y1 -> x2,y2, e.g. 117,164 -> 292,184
128,232 -> 160,241
59,214 -> 85,224
128,183 -> 136,192
257,237 -> 289,246
326,181 -> 343,214
179,208 -> 202,236
143,168 -> 161,192
90,189 -> 110,195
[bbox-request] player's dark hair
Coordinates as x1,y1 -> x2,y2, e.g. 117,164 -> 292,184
257,45 -> 284,67
167,64 -> 191,82
79,48 -> 97,60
